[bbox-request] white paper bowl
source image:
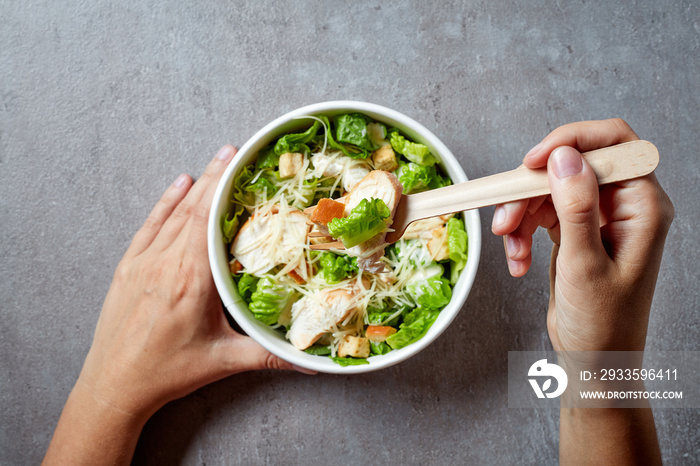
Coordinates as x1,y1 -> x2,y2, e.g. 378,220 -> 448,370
208,101 -> 481,374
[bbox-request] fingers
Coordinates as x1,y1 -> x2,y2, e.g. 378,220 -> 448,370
598,173 -> 674,273
217,333 -> 317,375
502,198 -> 558,276
153,145 -> 237,251
184,146 -> 239,259
125,174 -> 193,257
523,119 -> 639,169
547,146 -> 608,273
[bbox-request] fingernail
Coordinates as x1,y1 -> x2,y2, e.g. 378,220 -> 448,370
292,364 -> 318,375
551,146 -> 583,179
506,235 -> 520,259
173,174 -> 188,188
216,145 -> 234,160
492,206 -> 506,229
524,142 -> 543,159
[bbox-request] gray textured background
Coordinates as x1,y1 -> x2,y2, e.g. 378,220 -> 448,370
2,1 -> 698,464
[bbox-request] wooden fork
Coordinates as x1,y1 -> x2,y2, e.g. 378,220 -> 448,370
309,140 -> 659,250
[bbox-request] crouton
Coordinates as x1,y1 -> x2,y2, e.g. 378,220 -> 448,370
337,335 -> 370,358
427,226 -> 450,261
229,259 -> 243,275
310,198 -> 346,226
365,325 -> 397,342
371,144 -> 398,172
279,152 -> 304,179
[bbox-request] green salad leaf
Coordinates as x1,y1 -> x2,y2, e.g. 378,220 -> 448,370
245,173 -> 279,199
334,114 -> 378,153
304,345 -> 332,356
315,115 -> 372,160
221,203 -> 244,244
274,120 -> 321,155
331,356 -> 370,366
389,130 -> 438,166
327,198 -> 391,249
447,217 -> 468,284
390,239 -> 433,268
386,307 -> 440,350
248,277 -> 292,326
317,252 -> 358,284
236,273 -> 259,302
370,341 -> 392,355
396,161 -> 450,194
405,265 -> 452,310
256,146 -> 279,170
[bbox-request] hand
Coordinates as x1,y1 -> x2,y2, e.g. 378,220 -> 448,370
491,119 -> 674,352
44,146 -> 310,465
492,120 -> 672,465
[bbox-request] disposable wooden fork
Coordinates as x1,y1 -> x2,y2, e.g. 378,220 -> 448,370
308,140 -> 659,251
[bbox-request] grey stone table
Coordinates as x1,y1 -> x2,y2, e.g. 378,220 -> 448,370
2,1 -> 698,464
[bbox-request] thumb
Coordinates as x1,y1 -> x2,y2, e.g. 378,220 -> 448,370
547,146 -> 607,268
216,333 -> 317,376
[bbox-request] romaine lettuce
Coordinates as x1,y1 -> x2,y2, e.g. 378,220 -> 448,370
236,273 -> 259,302
274,120 -> 321,155
331,356 -> 369,366
390,239 -> 433,268
316,115 -> 372,160
304,345 -> 332,356
405,265 -> 452,310
370,341 -> 392,355
447,217 -> 468,284
327,198 -> 390,249
256,146 -> 279,170
396,161 -> 450,194
221,203 -> 244,244
389,130 -> 438,166
385,307 -> 440,350
334,114 -> 378,152
248,277 -> 292,325
317,252 -> 358,284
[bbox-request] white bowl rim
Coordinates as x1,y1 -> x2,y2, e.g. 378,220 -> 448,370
208,100 -> 482,374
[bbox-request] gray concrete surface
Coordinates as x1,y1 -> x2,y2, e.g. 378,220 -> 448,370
1,1 -> 698,464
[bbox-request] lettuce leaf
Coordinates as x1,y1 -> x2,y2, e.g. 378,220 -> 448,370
317,252 -> 358,284
389,239 -> 433,268
304,345 -> 332,356
274,120 -> 321,155
221,203 -> 244,244
405,265 -> 452,311
386,308 -> 440,350
292,178 -> 317,209
248,277 -> 292,325
245,173 -> 279,199
334,113 -> 378,153
232,165 -> 256,206
256,146 -> 279,170
236,273 -> 259,302
315,115 -> 372,160
389,130 -> 437,166
331,356 -> 369,366
447,217 -> 468,284
396,161 -> 450,194
327,198 -> 390,249
370,341 -> 392,355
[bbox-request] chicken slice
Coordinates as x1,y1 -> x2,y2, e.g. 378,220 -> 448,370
287,287 -> 360,350
310,152 -> 371,192
231,207 -> 309,276
343,170 -> 403,272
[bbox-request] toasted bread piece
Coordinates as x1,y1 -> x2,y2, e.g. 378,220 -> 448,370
310,198 -> 346,226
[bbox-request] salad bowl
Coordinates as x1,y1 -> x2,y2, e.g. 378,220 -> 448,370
208,101 -> 481,373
